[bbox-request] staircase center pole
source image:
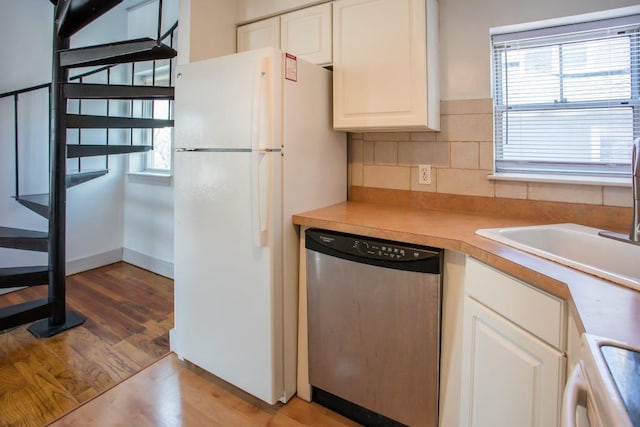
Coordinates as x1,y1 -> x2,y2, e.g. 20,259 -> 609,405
49,20 -> 70,327
28,2 -> 87,338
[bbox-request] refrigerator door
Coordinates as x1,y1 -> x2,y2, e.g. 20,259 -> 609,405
174,48 -> 278,151
174,149 -> 283,404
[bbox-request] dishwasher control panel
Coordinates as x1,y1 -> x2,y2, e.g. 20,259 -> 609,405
308,230 -> 439,262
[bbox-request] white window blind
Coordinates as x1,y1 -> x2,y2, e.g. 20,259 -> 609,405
492,13 -> 640,178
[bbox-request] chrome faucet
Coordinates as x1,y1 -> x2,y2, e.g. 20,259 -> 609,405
631,138 -> 640,242
599,138 -> 640,245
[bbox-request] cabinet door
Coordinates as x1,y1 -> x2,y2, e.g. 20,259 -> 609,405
460,298 -> 566,427
332,0 -> 439,131
281,3 -> 332,65
237,16 -> 280,53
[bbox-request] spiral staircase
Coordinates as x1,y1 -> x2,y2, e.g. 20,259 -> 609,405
0,0 -> 177,337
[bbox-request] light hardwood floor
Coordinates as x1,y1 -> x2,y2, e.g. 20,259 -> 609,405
50,354 -> 360,426
0,262 -> 173,427
0,262 -> 359,427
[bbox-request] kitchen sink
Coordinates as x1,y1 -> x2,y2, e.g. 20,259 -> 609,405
476,224 -> 640,292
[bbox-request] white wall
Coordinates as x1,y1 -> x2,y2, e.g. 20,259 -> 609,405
0,0 -> 130,275
123,0 -> 179,278
0,1 -> 52,272
0,0 -> 52,94
67,3 -> 129,271
123,175 -> 174,277
439,0 -> 640,100
181,0 -> 236,63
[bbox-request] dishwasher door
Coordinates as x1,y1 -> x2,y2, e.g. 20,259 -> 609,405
305,229 -> 443,427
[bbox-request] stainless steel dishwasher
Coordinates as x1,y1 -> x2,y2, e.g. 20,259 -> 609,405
305,229 -> 443,427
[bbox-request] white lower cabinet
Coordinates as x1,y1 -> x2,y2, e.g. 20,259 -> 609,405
458,258 -> 567,427
460,298 -> 565,427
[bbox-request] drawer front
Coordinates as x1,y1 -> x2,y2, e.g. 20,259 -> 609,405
465,257 -> 566,350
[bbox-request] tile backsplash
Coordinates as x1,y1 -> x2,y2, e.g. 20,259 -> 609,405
347,98 -> 633,208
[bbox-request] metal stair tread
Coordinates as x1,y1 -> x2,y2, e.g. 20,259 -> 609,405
0,265 -> 48,275
0,226 -> 48,239
0,266 -> 49,289
59,38 -> 177,68
0,298 -> 50,332
14,194 -> 49,219
66,169 -> 109,187
14,169 -> 109,219
66,114 -> 173,129
15,193 -> 49,204
64,83 -> 174,100
0,226 -> 48,252
66,144 -> 152,158
56,0 -> 122,38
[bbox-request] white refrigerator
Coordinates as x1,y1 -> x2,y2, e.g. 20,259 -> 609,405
171,47 -> 346,405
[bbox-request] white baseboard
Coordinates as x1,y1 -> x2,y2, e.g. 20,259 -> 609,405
0,247 -> 172,296
122,247 -> 174,279
169,328 -> 178,353
66,248 -> 124,275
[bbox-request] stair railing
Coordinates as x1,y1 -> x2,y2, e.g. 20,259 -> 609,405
67,66 -> 114,173
1,16 -> 177,208
64,20 -> 179,155
0,83 -> 51,201
0,4 -> 178,336
0,21 -> 178,209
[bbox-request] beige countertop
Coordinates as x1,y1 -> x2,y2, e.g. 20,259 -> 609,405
293,201 -> 640,349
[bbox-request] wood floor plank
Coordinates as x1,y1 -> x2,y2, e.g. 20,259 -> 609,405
273,397 -> 362,427
50,355 -> 361,427
43,335 -> 112,398
65,279 -> 146,341
13,358 -> 79,419
2,387 -> 50,427
112,338 -> 161,368
0,263 -> 173,426
58,325 -> 143,382
99,266 -> 173,317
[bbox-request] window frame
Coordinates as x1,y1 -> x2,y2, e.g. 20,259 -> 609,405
142,98 -> 174,174
489,7 -> 640,184
128,64 -> 174,177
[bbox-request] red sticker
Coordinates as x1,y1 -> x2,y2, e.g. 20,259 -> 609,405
285,53 -> 297,82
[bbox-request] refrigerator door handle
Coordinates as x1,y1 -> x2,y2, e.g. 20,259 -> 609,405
252,151 -> 269,247
251,57 -> 271,152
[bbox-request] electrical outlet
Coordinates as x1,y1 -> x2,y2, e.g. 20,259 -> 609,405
418,164 -> 431,185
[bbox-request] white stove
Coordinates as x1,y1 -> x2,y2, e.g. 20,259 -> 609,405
562,334 -> 639,427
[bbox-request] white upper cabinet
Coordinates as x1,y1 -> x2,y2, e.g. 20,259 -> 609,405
237,16 -> 280,52
281,3 -> 332,66
236,3 -> 332,66
332,0 -> 440,131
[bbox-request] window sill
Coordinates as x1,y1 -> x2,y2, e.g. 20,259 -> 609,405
488,173 -> 631,187
126,171 -> 173,186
